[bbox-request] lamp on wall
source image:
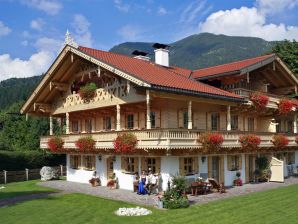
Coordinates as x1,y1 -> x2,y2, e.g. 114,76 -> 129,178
98,155 -> 102,161
201,156 -> 206,163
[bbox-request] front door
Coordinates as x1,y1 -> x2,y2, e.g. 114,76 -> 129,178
212,156 -> 220,181
107,157 -> 114,179
208,156 -> 224,183
245,154 -> 256,183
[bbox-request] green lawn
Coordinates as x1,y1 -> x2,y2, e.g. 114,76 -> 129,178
0,180 -> 58,200
1,182 -> 298,224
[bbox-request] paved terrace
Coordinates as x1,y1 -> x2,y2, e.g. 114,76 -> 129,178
39,177 -> 298,207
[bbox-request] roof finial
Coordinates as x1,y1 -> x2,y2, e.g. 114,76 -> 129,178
64,29 -> 78,48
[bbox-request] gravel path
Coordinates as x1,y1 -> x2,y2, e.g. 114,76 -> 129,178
39,177 -> 298,207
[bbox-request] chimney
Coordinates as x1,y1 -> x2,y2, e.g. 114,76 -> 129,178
132,50 -> 150,61
153,43 -> 170,67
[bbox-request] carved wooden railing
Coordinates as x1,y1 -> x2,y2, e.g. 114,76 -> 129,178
40,129 -> 297,150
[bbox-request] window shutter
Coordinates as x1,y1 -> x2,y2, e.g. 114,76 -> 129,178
219,156 -> 225,184
227,156 -> 232,171
134,113 -> 138,129
193,112 -> 198,129
139,112 -> 145,129
111,116 -> 115,130
178,110 -> 183,128
220,112 -> 227,131
121,114 -> 125,129
156,157 -> 161,174
141,157 -> 147,172
78,156 -> 82,169
238,115 -> 243,131
193,157 -> 199,174
121,157 -> 127,172
207,113 -> 211,130
254,118 -> 257,131
78,120 -> 81,132
134,157 -> 139,173
208,156 -> 212,178
156,111 -> 161,128
238,155 -> 242,170
69,120 -> 73,133
179,157 -> 184,175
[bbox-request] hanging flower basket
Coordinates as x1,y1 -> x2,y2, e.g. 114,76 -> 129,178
239,134 -> 261,151
278,99 -> 294,115
249,92 -> 269,110
78,82 -> 97,101
198,132 -> 224,152
75,136 -> 96,152
47,136 -> 64,153
113,133 -> 137,153
272,134 -> 289,148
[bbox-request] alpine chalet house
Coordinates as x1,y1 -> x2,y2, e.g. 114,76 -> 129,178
21,34 -> 298,190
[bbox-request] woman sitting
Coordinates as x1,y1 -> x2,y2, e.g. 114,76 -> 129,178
138,170 -> 148,195
107,173 -> 117,189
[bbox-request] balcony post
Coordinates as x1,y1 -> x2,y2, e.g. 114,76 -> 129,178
188,101 -> 192,129
294,114 -> 297,134
66,112 -> 69,134
146,90 -> 151,129
227,106 -> 231,131
116,104 -> 121,131
49,115 -> 53,136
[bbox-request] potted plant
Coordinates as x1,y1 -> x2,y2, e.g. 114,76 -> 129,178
278,99 -> 294,114
75,136 -> 96,152
113,133 -> 137,153
47,136 -> 64,153
272,134 -> 289,148
233,171 -> 243,186
249,92 -> 269,110
198,132 -> 224,152
78,82 -> 97,101
239,134 -> 261,151
89,177 -> 100,187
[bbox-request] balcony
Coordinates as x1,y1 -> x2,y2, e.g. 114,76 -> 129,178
40,129 -> 297,151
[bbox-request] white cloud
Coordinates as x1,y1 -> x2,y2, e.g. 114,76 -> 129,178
180,0 -> 211,24
114,0 -> 130,12
30,18 -> 44,31
35,37 -> 62,52
0,51 -> 54,81
117,25 -> 143,41
72,14 -> 93,47
157,6 -> 167,16
21,0 -> 62,15
0,21 -> 11,37
256,0 -> 298,15
199,6 -> 298,41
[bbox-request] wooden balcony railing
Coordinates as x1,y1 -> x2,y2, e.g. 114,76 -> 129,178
40,129 -> 297,150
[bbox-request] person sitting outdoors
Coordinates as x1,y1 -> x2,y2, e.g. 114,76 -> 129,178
147,170 -> 158,195
107,173 -> 117,189
138,170 -> 148,195
133,172 -> 139,192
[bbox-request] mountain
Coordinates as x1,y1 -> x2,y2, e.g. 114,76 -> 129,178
110,33 -> 275,69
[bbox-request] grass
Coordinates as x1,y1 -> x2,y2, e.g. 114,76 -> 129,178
0,180 -> 58,200
1,181 -> 298,224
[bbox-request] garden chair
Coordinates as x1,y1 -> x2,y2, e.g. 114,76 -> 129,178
208,178 -> 226,193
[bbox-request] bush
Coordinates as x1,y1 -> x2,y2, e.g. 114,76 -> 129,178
162,197 -> 189,209
0,150 -> 65,171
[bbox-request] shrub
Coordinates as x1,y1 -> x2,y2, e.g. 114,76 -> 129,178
250,92 -> 269,110
278,99 -> 294,114
113,133 -> 137,153
272,134 -> 289,148
198,132 -> 224,152
239,134 -> 261,150
47,136 -> 64,153
75,136 -> 96,152
78,82 -> 97,101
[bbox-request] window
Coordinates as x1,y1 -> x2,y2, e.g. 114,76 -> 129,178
287,152 -> 295,165
121,157 -> 138,173
276,120 -> 281,133
70,155 -> 81,169
127,114 -> 134,129
147,158 -> 156,173
211,113 -> 219,131
183,111 -> 188,128
231,115 -> 238,130
179,157 -> 198,175
248,117 -> 254,132
227,155 -> 241,171
85,119 -> 92,133
150,112 -> 156,128
72,120 -> 79,132
103,116 -> 111,130
287,120 -> 293,133
82,155 -> 96,170
127,157 -> 135,173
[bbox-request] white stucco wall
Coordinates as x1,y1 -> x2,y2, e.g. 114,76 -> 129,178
224,154 -> 246,186
113,155 -> 135,191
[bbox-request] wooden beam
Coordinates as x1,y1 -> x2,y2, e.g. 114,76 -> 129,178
34,103 -> 52,113
50,81 -> 69,92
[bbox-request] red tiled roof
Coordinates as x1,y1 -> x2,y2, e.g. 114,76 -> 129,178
78,46 -> 243,101
192,54 -> 275,79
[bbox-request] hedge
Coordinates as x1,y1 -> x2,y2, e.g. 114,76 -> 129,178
0,150 -> 66,171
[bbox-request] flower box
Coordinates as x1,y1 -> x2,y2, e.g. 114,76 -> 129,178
198,132 -> 224,152
239,134 -> 261,150
78,82 -> 97,101
113,133 -> 137,153
75,136 -> 96,152
249,92 -> 269,110
272,134 -> 289,148
278,99 -> 294,115
47,136 -> 64,153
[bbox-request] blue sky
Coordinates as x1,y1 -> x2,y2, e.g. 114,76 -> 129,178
0,0 -> 298,81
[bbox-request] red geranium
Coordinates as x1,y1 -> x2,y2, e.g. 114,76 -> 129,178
198,132 -> 224,152
278,99 -> 294,115
250,92 -> 269,110
75,136 -> 96,152
239,134 -> 261,150
272,134 -> 289,148
113,133 -> 137,153
47,136 -> 64,153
